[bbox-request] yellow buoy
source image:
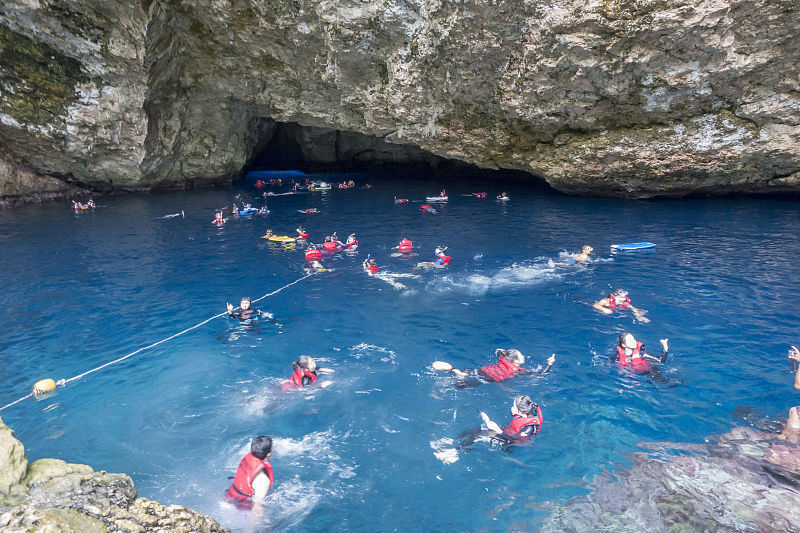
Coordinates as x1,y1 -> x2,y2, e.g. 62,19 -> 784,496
33,378 -> 57,395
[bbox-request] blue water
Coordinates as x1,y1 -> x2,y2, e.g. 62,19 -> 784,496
1,172 -> 799,531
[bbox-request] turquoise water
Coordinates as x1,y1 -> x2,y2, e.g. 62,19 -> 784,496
1,172 -> 799,531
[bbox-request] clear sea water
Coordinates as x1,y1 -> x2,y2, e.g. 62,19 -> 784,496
1,171 -> 799,531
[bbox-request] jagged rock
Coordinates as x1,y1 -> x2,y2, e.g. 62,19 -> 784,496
543,427 -> 800,532
0,415 -> 228,532
1,0 -> 799,200
0,415 -> 27,492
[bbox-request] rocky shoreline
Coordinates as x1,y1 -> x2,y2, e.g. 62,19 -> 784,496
543,425 -> 800,532
0,414 -> 228,533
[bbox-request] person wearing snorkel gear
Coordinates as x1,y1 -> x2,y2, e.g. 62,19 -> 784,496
613,333 -> 668,371
553,244 -> 593,266
283,355 -> 334,389
344,233 -> 358,250
226,435 -> 273,514
296,226 -> 309,240
433,349 -> 555,388
363,256 -> 381,275
214,211 -> 225,224
433,246 -> 451,266
593,288 -> 650,323
453,395 -> 544,451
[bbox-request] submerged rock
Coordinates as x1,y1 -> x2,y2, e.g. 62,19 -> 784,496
0,415 -> 228,532
1,0 -> 799,201
543,426 -> 800,532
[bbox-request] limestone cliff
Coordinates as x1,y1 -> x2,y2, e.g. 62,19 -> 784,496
0,414 -> 228,532
1,0 -> 799,201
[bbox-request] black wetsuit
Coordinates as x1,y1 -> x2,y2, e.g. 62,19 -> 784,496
229,308 -> 261,321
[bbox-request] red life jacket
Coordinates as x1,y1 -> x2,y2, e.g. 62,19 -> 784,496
297,233 -> 309,239
226,453 -> 273,507
421,204 -> 432,211
323,241 -> 339,252
502,404 -> 543,442
305,249 -> 322,261
617,341 -> 650,371
398,239 -> 413,253
346,240 -> 359,250
607,294 -> 630,310
438,255 -> 451,264
368,265 -> 381,273
480,356 -> 522,382
283,367 -> 318,389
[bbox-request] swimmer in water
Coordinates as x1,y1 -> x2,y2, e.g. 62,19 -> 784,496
593,288 -> 650,323
782,346 -> 800,440
260,229 -> 274,240
497,192 -> 509,200
553,244 -> 594,266
433,349 -> 555,388
226,297 -> 265,322
257,205 -> 268,214
417,246 -> 451,269
214,211 -> 225,224
226,435 -> 273,515
283,355 -> 334,389
344,233 -> 358,250
296,226 -> 309,240
613,333 -> 668,370
435,395 -> 544,463
363,256 -> 381,275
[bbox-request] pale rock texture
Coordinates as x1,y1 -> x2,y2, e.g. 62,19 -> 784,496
1,0 -> 799,201
0,414 -> 228,532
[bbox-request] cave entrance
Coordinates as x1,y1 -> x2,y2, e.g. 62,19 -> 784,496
244,121 -> 555,191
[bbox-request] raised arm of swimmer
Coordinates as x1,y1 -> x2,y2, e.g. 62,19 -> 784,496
790,346 -> 800,390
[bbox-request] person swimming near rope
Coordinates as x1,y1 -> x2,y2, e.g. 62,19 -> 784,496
433,349 -> 555,388
282,355 -> 335,389
226,297 -> 274,324
593,288 -> 650,323
226,435 -> 273,514
613,333 -> 668,373
553,244 -> 593,266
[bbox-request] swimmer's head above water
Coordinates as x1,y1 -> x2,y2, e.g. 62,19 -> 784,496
511,395 -> 534,416
240,297 -> 251,310
618,332 -> 637,350
613,288 -> 629,305
293,355 -> 317,372
497,348 -> 524,365
581,245 -> 593,254
251,435 -> 273,460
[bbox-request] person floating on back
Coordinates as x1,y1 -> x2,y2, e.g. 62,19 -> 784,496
283,355 -> 334,389
613,333 -> 668,373
593,288 -> 650,323
417,246 -> 451,269
433,349 -> 555,388
226,435 -> 273,514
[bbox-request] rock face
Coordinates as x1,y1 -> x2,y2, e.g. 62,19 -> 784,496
1,0 -> 799,201
543,426 -> 800,531
0,415 -> 228,532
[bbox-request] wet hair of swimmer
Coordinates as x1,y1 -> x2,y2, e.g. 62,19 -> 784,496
618,332 -> 637,349
293,354 -> 315,371
513,395 -> 534,416
498,348 -> 524,365
251,435 -> 273,459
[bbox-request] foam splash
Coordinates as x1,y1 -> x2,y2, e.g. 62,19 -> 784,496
435,259 -> 564,295
430,437 -> 460,464
348,343 -> 397,365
